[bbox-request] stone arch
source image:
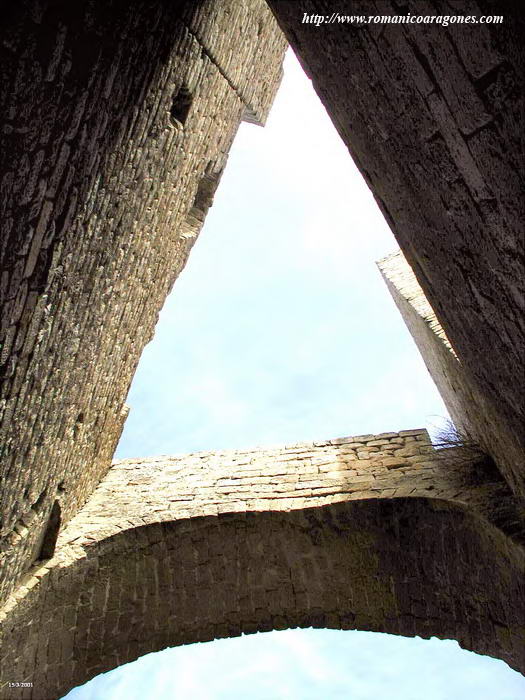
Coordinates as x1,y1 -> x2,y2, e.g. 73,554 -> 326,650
2,497 -> 523,699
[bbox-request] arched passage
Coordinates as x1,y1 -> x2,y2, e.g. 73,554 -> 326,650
1,497 -> 524,699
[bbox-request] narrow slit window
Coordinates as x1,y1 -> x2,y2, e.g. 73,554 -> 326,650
38,500 -> 61,560
170,84 -> 193,127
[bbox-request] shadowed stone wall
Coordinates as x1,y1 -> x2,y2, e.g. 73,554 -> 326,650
378,250 -> 522,483
0,0 -> 286,604
267,0 -> 525,497
1,431 -> 524,698
378,251 -> 468,433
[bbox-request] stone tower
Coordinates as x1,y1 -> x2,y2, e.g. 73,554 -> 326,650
268,0 -> 525,496
0,0 -> 286,605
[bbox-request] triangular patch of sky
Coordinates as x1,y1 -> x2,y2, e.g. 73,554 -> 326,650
115,50 -> 451,458
64,51 -> 525,699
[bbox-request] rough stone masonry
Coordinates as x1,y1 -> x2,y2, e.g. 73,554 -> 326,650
268,0 -> 525,497
1,0 -> 524,698
1,431 -> 524,698
0,0 -> 286,604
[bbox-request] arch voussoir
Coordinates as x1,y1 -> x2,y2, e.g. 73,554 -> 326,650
1,493 -> 524,699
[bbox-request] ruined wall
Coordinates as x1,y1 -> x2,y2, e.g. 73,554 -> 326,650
378,250 -> 521,479
1,430 -> 524,698
378,251 -> 468,433
2,4 -> 524,695
0,0 -> 286,605
267,0 -> 525,497
55,429 -> 525,545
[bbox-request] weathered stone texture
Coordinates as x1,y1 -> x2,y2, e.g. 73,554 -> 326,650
267,0 -> 525,496
2,3 -> 524,696
1,498 -> 523,698
378,250 -> 524,482
1,430 -> 524,698
0,0 -> 286,604
54,430 -> 525,547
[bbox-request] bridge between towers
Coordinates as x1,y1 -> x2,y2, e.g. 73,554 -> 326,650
1,430 -> 524,699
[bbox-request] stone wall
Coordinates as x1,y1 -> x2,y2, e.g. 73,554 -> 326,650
267,0 -> 525,497
1,430 -> 524,698
0,0 -> 286,605
378,251 -> 468,432
54,429 -> 525,547
378,250 -> 524,484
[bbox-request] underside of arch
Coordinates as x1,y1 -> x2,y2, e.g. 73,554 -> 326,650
1,497 -> 524,699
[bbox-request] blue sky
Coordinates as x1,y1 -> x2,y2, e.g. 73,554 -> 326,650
114,50 -> 449,459
64,51 -> 525,699
67,630 -> 525,700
